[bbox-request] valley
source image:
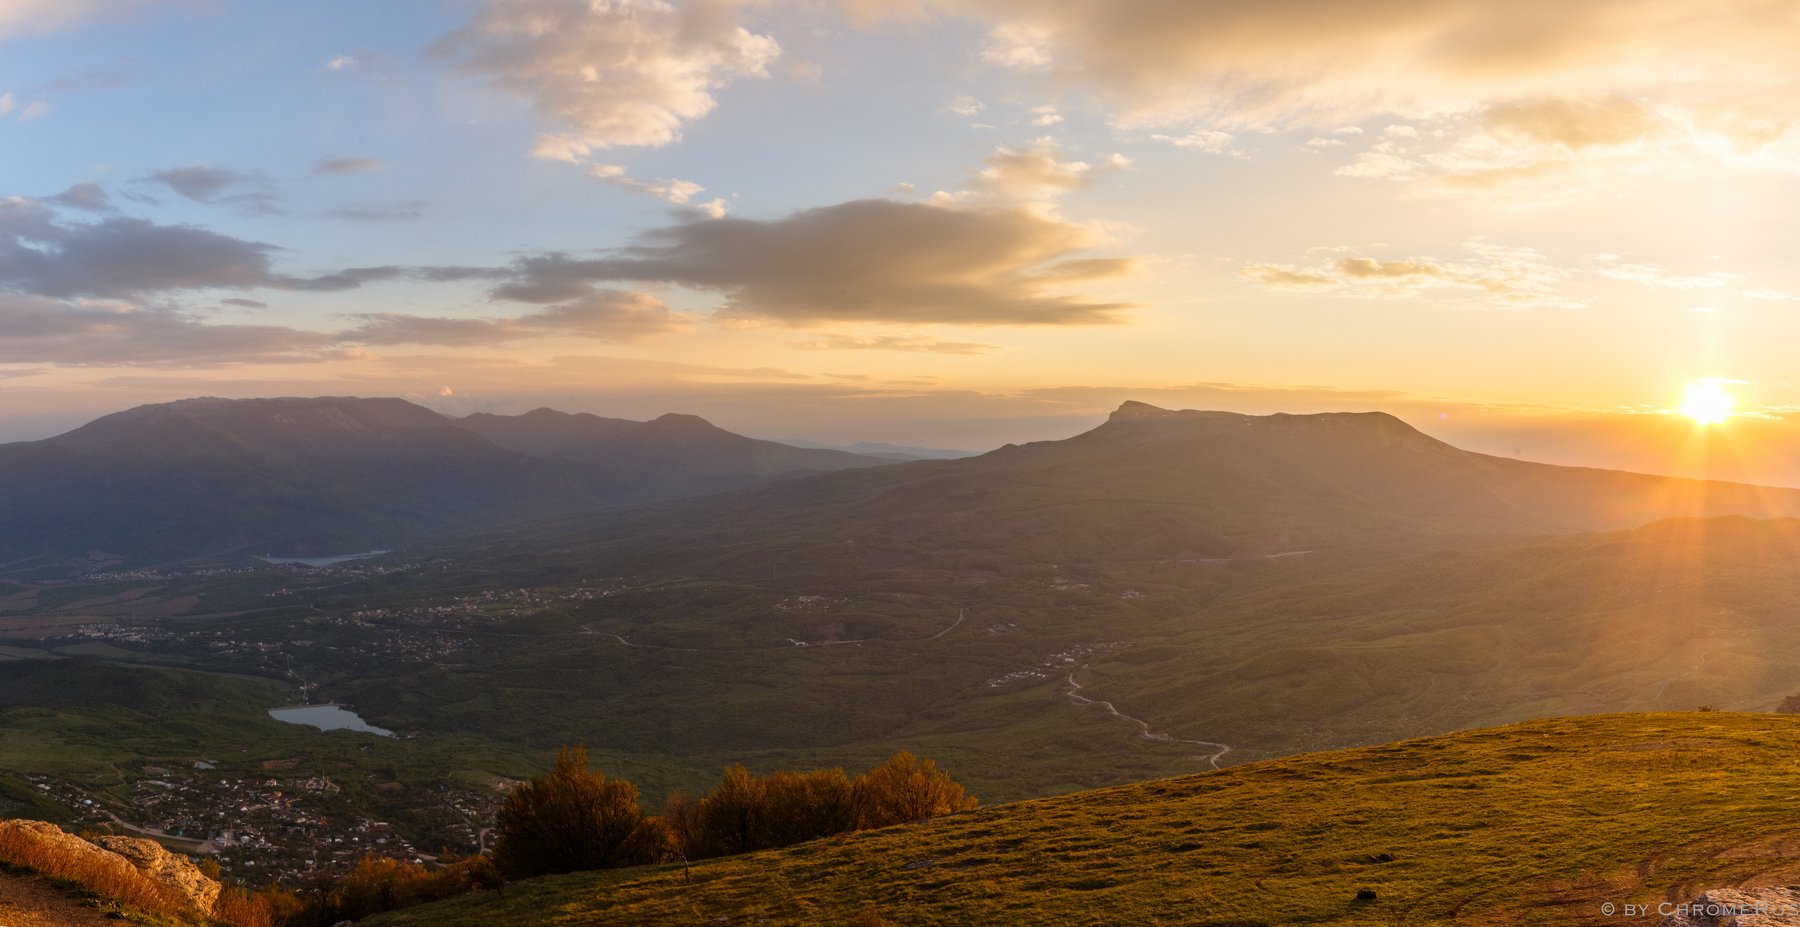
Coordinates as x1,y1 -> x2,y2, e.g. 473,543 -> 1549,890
7,399 -> 1800,912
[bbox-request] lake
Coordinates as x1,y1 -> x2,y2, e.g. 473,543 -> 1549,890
257,550 -> 388,568
268,704 -> 393,737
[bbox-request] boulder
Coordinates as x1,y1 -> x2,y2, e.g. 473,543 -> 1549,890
0,820 -> 220,916
89,834 -> 220,914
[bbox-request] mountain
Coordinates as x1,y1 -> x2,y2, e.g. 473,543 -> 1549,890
776,437 -> 980,461
492,401 -> 1800,579
0,397 -> 891,567
457,408 -> 887,493
366,712 -> 1800,927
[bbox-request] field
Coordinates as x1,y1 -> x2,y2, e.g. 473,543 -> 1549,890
368,712 -> 1800,926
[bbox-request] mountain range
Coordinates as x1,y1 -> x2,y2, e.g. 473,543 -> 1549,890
0,396 -> 889,566
481,399 -> 1800,581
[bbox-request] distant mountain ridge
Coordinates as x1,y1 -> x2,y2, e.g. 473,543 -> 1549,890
0,396 -> 893,566
495,400 -> 1800,577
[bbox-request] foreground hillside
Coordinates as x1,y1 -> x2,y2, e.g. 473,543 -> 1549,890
370,713 -> 1800,926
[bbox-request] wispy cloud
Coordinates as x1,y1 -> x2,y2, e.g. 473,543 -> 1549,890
1240,242 -> 1577,308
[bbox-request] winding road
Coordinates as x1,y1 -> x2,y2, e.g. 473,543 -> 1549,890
1064,670 -> 1232,770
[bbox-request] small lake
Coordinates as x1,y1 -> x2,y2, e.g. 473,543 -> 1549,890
268,704 -> 393,737
258,550 -> 388,568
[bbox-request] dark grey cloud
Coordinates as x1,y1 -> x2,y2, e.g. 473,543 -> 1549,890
315,157 -> 385,174
143,166 -> 263,203
484,199 -> 1135,325
0,206 -> 403,300
46,182 -> 111,211
221,297 -> 267,309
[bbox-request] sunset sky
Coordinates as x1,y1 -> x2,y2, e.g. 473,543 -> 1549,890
5,1 -> 1800,479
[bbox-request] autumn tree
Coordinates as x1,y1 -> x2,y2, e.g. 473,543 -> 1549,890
852,751 -> 977,829
491,746 -> 655,879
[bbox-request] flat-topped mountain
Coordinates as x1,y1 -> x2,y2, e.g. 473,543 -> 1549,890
0,396 -> 890,566
502,401 -> 1800,577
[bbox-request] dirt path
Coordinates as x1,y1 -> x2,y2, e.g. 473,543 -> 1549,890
1064,670 -> 1233,770
0,869 -> 125,927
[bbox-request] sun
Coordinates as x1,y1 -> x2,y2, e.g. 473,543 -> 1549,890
1678,380 -> 1735,426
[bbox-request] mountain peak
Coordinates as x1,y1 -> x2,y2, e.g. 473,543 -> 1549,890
1108,400 -> 1175,422
649,412 -> 718,431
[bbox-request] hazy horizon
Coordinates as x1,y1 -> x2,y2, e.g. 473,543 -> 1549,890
5,2 -> 1800,481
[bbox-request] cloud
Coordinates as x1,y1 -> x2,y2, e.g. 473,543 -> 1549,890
1593,256 -> 1741,290
45,182 -> 111,211
0,92 -> 11,115
853,2 -> 1800,131
1239,242 -> 1576,307
944,93 -> 984,117
315,157 -> 384,174
1334,140 -> 1420,180
0,0 -> 182,38
431,0 -> 781,153
0,200 -> 404,299
483,198 -> 1136,325
1152,128 -> 1237,155
586,163 -> 729,217
1484,95 -> 1659,150
345,290 -> 692,345
323,205 -> 426,222
792,334 -> 998,354
1743,287 -> 1798,302
851,1 -> 1800,194
972,140 -> 1093,201
142,166 -> 263,203
0,293 -> 333,367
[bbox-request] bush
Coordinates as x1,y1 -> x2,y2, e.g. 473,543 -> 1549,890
852,752 -> 978,829
321,853 -> 502,922
491,746 -> 656,879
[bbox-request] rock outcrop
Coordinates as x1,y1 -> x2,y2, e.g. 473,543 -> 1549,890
0,820 -> 219,915
1659,887 -> 1800,926
90,834 -> 221,914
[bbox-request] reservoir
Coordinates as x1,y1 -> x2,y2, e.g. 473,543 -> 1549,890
258,550 -> 388,568
268,704 -> 393,736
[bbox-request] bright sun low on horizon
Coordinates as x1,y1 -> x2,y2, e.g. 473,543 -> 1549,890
1679,381 -> 1736,426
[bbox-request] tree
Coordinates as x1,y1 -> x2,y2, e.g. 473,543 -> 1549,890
852,751 -> 977,829
491,746 -> 653,879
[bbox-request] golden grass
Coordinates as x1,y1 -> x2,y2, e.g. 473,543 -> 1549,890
0,823 -> 191,916
366,712 -> 1800,927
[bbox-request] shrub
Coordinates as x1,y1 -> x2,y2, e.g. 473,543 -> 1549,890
852,752 -> 978,829
491,746 -> 656,879
316,853 -> 502,923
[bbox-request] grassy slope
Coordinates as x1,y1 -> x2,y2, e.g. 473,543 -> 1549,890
372,712 -> 1800,927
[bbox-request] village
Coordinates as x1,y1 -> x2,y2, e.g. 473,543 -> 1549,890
25,768 -> 502,886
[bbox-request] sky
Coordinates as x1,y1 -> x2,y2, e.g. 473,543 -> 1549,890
5,0 -> 1800,480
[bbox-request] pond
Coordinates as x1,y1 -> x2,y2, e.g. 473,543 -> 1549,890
257,550 -> 389,568
268,704 -> 393,737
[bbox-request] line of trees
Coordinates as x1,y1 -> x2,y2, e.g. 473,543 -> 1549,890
491,747 -> 978,880
186,748 -> 975,925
